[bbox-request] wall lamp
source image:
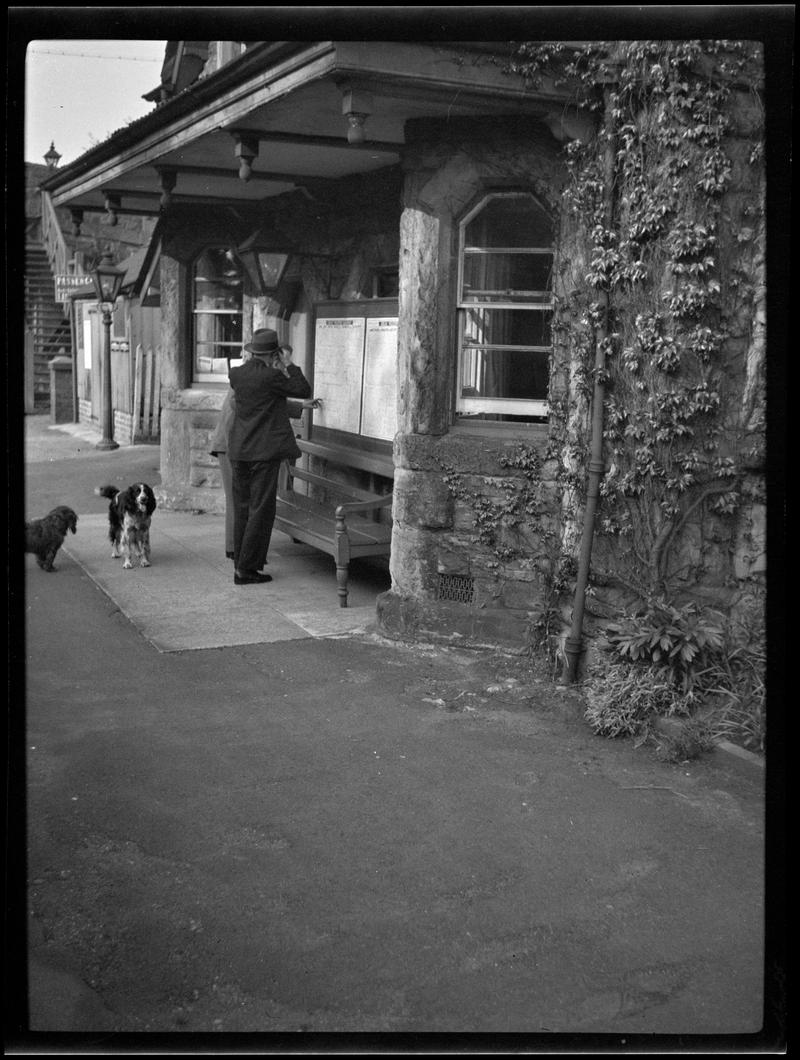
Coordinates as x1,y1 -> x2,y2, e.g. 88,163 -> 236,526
236,228 -> 290,294
341,87 -> 373,145
91,250 -> 125,451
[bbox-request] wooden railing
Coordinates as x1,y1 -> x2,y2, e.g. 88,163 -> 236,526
39,190 -> 69,283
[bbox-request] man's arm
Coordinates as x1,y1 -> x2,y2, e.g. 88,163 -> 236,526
269,363 -> 312,399
287,397 -> 322,418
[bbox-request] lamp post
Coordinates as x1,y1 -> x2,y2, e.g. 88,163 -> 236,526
92,250 -> 125,451
43,141 -> 61,168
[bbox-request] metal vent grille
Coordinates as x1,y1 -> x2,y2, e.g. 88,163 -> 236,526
437,573 -> 475,604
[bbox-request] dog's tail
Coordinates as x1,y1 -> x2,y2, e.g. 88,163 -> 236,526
95,485 -> 119,500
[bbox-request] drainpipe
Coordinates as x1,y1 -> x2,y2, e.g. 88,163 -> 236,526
563,77 -> 618,684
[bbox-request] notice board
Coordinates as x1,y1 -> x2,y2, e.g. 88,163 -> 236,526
312,299 -> 398,442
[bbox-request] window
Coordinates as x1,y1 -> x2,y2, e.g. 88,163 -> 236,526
193,248 -> 244,382
456,192 -> 553,422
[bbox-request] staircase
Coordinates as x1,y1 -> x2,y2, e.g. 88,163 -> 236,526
25,242 -> 72,410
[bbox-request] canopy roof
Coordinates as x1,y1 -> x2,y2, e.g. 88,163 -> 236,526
40,41 -> 578,221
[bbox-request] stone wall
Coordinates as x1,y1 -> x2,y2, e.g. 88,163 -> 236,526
378,117 -> 570,648
380,427 -> 560,650
378,100 -> 765,651
550,68 -> 767,637
156,386 -> 227,513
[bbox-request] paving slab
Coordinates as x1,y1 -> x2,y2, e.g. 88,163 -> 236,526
63,512 -> 388,651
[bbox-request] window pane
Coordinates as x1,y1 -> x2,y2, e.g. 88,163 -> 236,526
462,307 -> 551,349
462,251 -> 552,303
457,194 -> 553,421
460,347 -> 549,401
193,248 -> 243,377
195,315 -> 243,374
464,195 -> 552,249
195,315 -> 243,348
194,248 -> 243,304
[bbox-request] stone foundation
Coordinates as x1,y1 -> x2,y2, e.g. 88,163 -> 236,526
377,590 -> 534,653
155,386 -> 227,513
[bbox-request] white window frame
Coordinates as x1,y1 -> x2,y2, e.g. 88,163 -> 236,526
192,247 -> 244,383
456,192 -> 553,421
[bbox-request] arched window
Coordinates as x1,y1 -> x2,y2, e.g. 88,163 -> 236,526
457,192 -> 553,422
192,247 -> 244,381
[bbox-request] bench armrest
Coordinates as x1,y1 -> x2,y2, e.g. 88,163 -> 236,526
335,494 -> 393,517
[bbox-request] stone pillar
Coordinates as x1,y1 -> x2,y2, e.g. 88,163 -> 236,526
49,356 -> 73,424
158,255 -> 188,390
156,387 -> 228,512
397,207 -> 452,437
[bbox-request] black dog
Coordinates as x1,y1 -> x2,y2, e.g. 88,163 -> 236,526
95,483 -> 157,569
25,505 -> 78,571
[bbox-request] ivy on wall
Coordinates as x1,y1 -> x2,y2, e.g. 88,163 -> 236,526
513,39 -> 765,602
440,443 -> 556,569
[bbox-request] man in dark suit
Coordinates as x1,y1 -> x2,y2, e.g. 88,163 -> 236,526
228,328 -> 312,585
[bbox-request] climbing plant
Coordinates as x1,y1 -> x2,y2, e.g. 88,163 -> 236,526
439,443 -> 555,569
511,39 -> 765,602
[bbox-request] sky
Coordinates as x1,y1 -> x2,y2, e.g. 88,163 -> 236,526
25,40 -> 168,166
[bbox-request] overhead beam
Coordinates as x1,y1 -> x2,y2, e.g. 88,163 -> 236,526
73,189 -> 294,216
226,127 -> 402,154
149,164 -> 341,185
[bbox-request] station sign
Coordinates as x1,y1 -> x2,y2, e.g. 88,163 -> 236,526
55,274 -> 90,301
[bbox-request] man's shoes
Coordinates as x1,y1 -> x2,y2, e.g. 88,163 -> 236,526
234,571 -> 273,585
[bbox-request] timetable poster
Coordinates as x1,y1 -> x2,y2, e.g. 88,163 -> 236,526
361,317 -> 398,441
312,316 -> 366,434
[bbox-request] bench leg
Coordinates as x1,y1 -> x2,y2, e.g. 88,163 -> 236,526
335,561 -> 349,607
335,513 -> 350,608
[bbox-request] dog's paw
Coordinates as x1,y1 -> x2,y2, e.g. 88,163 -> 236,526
123,560 -> 133,569
140,559 -> 151,568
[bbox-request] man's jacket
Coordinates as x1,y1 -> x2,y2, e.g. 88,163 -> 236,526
227,359 -> 312,462
210,390 -> 307,457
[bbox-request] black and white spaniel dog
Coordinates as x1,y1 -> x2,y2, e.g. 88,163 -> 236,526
95,483 -> 157,569
25,505 -> 78,571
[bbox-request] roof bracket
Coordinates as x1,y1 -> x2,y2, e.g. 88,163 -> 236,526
103,192 -> 121,227
156,167 -> 178,210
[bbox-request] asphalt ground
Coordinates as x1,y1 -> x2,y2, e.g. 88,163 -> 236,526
8,414 -> 779,1052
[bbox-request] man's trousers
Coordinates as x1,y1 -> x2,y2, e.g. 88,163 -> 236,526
230,458 -> 282,574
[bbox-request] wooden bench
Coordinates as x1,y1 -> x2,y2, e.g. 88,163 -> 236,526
275,438 -> 394,607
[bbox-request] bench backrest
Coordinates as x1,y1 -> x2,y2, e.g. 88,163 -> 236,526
280,438 -> 394,507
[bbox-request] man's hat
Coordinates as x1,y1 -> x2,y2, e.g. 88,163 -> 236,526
244,328 -> 281,356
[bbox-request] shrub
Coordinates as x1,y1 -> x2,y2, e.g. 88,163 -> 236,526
604,597 -> 725,692
583,657 -> 694,738
583,596 -> 725,738
582,596 -> 765,753
698,610 -> 766,752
